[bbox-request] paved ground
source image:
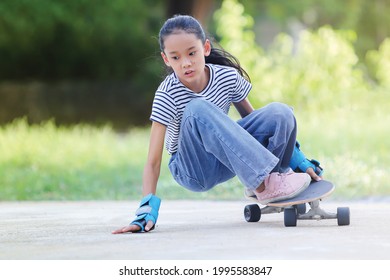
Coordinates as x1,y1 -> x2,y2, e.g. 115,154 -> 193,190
0,199 -> 389,260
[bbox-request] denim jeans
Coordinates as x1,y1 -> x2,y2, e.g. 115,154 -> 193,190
168,99 -> 297,192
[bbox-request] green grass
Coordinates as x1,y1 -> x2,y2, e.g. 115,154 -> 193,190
0,90 -> 389,201
294,89 -> 390,199
0,121 -> 147,200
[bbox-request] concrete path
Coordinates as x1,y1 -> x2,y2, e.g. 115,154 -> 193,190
0,199 -> 389,260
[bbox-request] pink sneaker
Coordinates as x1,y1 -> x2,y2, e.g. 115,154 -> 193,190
254,172 -> 311,204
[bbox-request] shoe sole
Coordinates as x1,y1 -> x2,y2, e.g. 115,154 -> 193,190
244,189 -> 258,202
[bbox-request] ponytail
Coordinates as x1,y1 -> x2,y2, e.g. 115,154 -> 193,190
206,41 -> 251,82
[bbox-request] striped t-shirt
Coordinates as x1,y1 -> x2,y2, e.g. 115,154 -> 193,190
150,63 -> 252,155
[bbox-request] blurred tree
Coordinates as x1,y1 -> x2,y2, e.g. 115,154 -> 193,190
0,0 -> 163,80
215,0 -> 366,110
355,0 -> 390,58
166,0 -> 216,25
239,0 -> 390,59
366,38 -> 390,89
0,0 -> 166,127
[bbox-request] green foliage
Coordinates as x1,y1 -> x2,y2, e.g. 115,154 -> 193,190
0,0 -> 163,80
366,38 -> 390,89
239,0 -> 390,60
215,0 -> 367,110
214,0 -> 262,71
266,27 -> 364,109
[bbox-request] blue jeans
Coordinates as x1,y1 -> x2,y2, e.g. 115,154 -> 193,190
168,99 -> 297,192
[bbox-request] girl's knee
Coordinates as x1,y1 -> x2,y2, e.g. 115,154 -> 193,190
184,99 -> 210,115
259,102 -> 296,132
267,102 -> 294,121
266,102 -> 293,116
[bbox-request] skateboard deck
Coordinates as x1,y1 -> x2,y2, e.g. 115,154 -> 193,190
267,179 -> 334,207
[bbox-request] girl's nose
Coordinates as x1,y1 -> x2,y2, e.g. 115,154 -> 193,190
182,57 -> 191,68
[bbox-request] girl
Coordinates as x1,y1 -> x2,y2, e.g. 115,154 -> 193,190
113,15 -> 322,234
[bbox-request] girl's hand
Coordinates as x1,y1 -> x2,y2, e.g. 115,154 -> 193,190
112,221 -> 155,234
112,193 -> 161,234
306,167 -> 323,182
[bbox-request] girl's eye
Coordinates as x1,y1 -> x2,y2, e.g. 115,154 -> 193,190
189,51 -> 196,56
171,56 -> 179,60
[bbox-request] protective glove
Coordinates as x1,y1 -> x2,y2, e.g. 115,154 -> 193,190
130,193 -> 161,232
289,141 -> 324,176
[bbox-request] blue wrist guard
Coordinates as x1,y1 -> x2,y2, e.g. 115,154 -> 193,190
289,142 -> 324,176
130,194 -> 161,232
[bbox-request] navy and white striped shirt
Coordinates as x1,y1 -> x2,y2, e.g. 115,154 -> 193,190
150,63 -> 252,155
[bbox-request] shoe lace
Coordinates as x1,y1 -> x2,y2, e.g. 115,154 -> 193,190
277,172 -> 288,181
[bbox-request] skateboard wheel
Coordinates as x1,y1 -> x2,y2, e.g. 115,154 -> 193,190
244,204 -> 261,222
295,203 -> 306,214
284,208 -> 297,227
337,207 -> 350,226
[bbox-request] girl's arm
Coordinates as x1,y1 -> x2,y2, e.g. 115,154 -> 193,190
142,121 -> 166,196
112,121 -> 166,234
234,98 -> 254,118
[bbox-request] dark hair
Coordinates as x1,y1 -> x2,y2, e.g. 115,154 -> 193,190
159,15 -> 250,82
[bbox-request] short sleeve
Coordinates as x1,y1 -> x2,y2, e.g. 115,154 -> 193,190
150,91 -> 176,126
231,73 -> 252,103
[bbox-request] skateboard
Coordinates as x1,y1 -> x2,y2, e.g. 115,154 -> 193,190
244,180 -> 350,227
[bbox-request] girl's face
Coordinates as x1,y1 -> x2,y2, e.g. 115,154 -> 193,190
161,31 -> 211,92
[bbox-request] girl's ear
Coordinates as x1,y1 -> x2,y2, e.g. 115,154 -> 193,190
204,39 -> 211,57
161,52 -> 170,66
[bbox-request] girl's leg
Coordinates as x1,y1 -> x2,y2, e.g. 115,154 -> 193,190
237,102 -> 297,173
237,102 -> 311,204
169,99 -> 279,192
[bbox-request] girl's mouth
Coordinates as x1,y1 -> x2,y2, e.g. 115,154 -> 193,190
185,70 -> 194,76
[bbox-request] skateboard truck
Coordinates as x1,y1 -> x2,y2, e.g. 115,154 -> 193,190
284,200 -> 350,227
